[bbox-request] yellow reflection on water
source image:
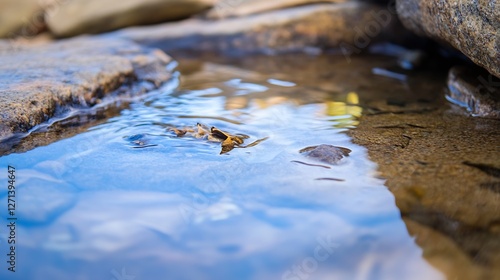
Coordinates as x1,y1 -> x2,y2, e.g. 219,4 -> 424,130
221,89 -> 362,128
325,92 -> 362,127
346,91 -> 359,105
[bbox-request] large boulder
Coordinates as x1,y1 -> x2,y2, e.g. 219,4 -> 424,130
396,0 -> 500,79
47,0 -> 216,37
0,37 -> 174,141
110,1 -> 410,55
0,0 -> 43,38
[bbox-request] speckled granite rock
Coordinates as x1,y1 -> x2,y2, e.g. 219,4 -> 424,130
47,0 -> 216,37
396,0 -> 500,79
109,2 -> 408,55
447,66 -> 500,119
0,37 -> 174,141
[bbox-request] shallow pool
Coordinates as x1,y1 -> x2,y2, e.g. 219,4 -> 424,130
0,54 -> 443,280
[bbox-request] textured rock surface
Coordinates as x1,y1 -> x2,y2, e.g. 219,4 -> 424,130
47,0 -> 216,37
0,0 -> 43,38
348,98 -> 500,280
396,0 -> 500,79
110,2 -> 409,55
447,66 -> 500,119
0,37 -> 173,141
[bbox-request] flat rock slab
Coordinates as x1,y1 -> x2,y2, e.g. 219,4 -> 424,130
396,0 -> 500,79
47,0 -> 216,37
110,2 -> 408,55
207,0 -> 348,19
0,37 -> 173,141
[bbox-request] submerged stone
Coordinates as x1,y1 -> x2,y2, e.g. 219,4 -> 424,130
299,144 -> 351,164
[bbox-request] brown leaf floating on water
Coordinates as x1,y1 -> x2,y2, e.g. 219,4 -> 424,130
169,127 -> 187,137
210,126 -> 248,154
210,126 -> 229,141
168,123 -> 209,138
221,137 -> 236,155
195,123 -> 210,138
169,123 -> 265,154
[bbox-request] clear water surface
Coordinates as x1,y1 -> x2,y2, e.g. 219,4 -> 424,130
0,55 -> 443,280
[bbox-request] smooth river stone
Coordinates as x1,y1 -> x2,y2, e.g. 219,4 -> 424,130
300,144 -> 352,164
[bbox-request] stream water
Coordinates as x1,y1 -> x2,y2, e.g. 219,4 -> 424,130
0,54 -> 445,280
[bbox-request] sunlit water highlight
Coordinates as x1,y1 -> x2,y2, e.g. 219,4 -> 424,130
0,57 -> 443,280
